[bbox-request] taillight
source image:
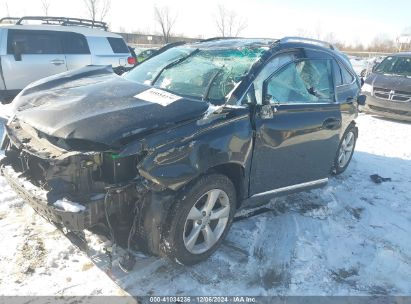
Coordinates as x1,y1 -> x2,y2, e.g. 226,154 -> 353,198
127,56 -> 136,65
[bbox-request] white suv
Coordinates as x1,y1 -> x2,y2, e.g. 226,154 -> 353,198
0,16 -> 134,103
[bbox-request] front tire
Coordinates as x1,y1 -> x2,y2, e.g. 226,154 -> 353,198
160,174 -> 236,265
333,126 -> 358,175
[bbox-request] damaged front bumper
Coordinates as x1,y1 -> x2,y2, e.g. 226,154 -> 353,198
0,164 -> 104,231
0,118 -> 167,245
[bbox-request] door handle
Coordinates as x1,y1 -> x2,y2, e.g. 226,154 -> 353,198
50,59 -> 65,66
322,118 -> 341,130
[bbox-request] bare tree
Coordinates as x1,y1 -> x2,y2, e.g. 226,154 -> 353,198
83,0 -> 111,22
154,5 -> 177,44
4,1 -> 10,17
41,0 -> 51,16
369,34 -> 396,52
215,5 -> 247,37
314,21 -> 323,40
323,32 -> 337,44
215,5 -> 226,37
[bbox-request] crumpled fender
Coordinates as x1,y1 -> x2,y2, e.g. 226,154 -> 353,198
135,107 -> 254,191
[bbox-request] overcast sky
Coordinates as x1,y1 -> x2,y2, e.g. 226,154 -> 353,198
2,0 -> 410,46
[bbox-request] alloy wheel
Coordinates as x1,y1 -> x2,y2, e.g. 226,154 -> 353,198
183,189 -> 230,254
338,131 -> 355,168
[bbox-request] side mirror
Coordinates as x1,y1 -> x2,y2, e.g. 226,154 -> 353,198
12,41 -> 23,61
357,95 -> 366,106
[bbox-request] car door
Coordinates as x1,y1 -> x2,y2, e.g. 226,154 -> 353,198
249,50 -> 341,196
62,32 -> 92,70
2,29 -> 67,90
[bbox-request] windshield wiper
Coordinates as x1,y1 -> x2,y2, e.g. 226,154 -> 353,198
202,66 -> 225,101
151,48 -> 200,86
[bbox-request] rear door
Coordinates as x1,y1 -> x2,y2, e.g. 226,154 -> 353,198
62,32 -> 92,70
250,50 -> 341,195
2,29 -> 67,90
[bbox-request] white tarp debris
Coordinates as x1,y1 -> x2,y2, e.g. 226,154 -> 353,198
54,199 -> 86,213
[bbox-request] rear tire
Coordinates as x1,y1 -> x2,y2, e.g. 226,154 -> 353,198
160,174 -> 236,265
333,126 -> 357,175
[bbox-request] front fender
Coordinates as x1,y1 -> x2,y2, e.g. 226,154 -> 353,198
137,108 -> 253,191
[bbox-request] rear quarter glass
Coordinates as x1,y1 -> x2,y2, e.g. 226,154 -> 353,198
86,36 -> 113,55
107,37 -> 129,54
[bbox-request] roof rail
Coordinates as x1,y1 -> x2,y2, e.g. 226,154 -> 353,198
0,17 -> 20,24
280,36 -> 337,50
151,41 -> 186,56
15,16 -> 108,30
200,37 -> 242,42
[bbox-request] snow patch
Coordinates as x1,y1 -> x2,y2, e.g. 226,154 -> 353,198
54,199 -> 86,213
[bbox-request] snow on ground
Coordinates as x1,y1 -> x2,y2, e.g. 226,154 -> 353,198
0,177 -> 132,298
349,57 -> 372,77
0,113 -> 410,298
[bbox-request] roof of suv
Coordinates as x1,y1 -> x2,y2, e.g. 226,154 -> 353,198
182,37 -> 350,68
0,24 -> 122,38
187,38 -> 276,49
185,37 -> 341,55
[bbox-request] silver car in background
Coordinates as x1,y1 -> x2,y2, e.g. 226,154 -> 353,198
0,16 -> 134,103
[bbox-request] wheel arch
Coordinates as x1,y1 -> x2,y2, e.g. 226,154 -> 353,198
205,162 -> 247,207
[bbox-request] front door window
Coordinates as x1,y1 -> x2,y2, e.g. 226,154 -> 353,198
265,59 -> 334,104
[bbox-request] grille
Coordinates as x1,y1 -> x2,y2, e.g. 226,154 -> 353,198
373,87 -> 411,102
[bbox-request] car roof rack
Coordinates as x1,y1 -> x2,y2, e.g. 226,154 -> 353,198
14,16 -> 108,30
280,36 -> 337,50
0,17 -> 21,24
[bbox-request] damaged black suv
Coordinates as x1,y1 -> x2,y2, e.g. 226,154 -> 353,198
0,37 -> 364,265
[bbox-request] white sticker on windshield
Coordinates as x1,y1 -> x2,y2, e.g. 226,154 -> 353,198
134,88 -> 182,106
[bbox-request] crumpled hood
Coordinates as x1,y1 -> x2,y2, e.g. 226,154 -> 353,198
12,66 -> 209,146
367,73 -> 411,92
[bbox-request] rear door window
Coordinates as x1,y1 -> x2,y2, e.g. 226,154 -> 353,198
63,32 -> 90,54
333,60 -> 355,86
332,60 -> 343,86
7,29 -> 62,54
107,37 -> 129,53
340,64 -> 355,84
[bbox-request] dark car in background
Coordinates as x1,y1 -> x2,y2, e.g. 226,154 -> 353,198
1,37 -> 364,265
361,53 -> 411,122
137,48 -> 157,62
